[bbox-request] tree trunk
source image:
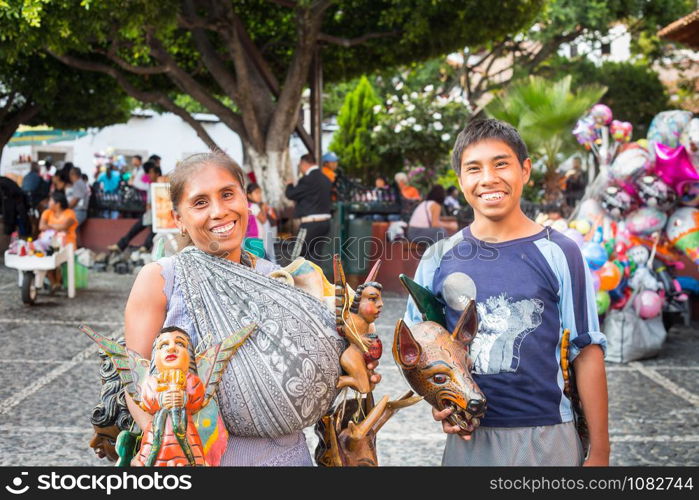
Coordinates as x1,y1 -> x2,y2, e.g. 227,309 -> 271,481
246,146 -> 294,209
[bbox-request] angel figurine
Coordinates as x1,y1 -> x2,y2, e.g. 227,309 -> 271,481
79,323 -> 255,466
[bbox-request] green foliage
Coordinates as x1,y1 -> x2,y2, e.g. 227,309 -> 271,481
541,58 -> 669,137
372,84 -> 468,176
0,53 -> 131,147
486,75 -> 606,177
328,76 -> 380,183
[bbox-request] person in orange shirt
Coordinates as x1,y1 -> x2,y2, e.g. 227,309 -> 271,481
39,191 -> 78,291
321,152 -> 339,183
395,172 -> 421,200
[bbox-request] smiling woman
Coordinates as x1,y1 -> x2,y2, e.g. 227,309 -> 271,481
123,151 -> 349,466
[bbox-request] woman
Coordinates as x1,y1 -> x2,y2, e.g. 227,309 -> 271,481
407,185 -> 457,244
124,152 -> 379,466
244,182 -> 266,258
39,191 -> 78,290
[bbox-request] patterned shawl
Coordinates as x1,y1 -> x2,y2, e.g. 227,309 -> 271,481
174,246 -> 346,438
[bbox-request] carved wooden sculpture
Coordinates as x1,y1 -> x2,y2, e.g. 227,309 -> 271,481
315,391 -> 422,467
80,323 -> 255,466
393,275 -> 486,436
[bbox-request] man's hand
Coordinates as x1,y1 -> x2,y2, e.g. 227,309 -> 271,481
432,407 -> 472,441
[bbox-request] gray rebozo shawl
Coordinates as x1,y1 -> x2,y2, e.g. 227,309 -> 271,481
174,246 -> 346,438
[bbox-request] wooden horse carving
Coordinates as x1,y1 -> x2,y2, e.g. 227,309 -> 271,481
393,275 -> 486,435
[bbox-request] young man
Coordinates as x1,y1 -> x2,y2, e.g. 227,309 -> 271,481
403,119 -> 609,466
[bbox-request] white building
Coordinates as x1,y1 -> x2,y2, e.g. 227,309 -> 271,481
1,107 -> 337,183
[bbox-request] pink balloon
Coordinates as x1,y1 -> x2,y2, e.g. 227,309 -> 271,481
591,271 -> 601,291
653,143 -> 699,193
633,290 -> 663,319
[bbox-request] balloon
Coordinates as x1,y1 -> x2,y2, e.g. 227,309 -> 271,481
562,228 -> 584,247
633,290 -> 663,319
635,174 -> 677,212
627,245 -> 650,267
654,143 -> 699,194
591,271 -> 601,291
596,290 -> 611,315
608,277 -> 628,302
571,219 -> 592,235
647,110 -> 693,150
609,147 -> 651,180
582,241 -> 608,271
577,199 -> 604,221
611,287 -> 632,310
598,261 -> 622,291
573,116 -> 597,146
551,219 -> 568,232
590,104 -> 613,126
610,120 -> 632,143
678,181 -> 699,206
600,184 -> 635,219
626,207 -> 668,236
666,207 -> 699,265
680,118 -> 699,168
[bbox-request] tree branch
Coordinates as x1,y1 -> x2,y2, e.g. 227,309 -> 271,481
95,48 -> 169,75
46,50 -> 221,150
0,101 -> 42,151
317,30 -> 401,47
143,28 -> 246,139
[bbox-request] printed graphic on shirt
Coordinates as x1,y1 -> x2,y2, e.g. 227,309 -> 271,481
442,272 -> 477,311
472,293 -> 544,374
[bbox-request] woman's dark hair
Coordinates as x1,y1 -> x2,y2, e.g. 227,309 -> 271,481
170,151 -> 246,211
246,182 -> 261,196
426,185 -> 446,205
446,185 -> 459,196
451,118 -> 529,175
105,163 -> 114,180
51,191 -> 69,209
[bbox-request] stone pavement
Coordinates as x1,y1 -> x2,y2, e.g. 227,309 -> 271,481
0,260 -> 697,466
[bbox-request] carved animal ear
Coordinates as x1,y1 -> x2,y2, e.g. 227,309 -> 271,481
392,320 -> 422,369
451,299 -> 478,346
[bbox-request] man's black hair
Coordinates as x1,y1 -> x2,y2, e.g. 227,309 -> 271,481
446,185 -> 459,196
451,118 -> 529,175
70,166 -> 82,177
133,154 -> 142,161
246,182 -> 261,195
300,153 -> 315,165
148,154 -> 161,161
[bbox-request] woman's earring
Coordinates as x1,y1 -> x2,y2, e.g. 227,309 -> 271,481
180,229 -> 186,237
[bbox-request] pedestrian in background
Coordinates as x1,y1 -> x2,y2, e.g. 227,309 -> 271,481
285,153 -> 332,265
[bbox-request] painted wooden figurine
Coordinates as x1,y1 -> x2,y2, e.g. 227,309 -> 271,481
80,323 -> 255,466
393,274 -> 486,436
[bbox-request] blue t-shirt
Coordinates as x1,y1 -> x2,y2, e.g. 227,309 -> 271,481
404,226 -> 606,428
98,172 -> 122,194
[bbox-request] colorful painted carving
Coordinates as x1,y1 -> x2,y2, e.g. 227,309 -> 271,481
393,275 -> 486,436
315,391 -> 422,467
80,323 -> 255,466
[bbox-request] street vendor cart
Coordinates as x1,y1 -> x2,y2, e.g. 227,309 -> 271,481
4,244 -> 75,304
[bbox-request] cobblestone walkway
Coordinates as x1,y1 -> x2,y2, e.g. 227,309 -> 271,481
0,261 -> 697,466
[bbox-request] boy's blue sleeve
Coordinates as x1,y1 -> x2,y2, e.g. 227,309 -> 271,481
403,242 -> 443,327
535,237 -> 607,361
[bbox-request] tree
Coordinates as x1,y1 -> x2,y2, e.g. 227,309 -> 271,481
328,76 -> 379,183
0,54 -> 130,164
486,75 -> 606,200
449,0 -> 694,110
372,82 -> 467,178
0,0 -> 543,206
540,58 -> 669,138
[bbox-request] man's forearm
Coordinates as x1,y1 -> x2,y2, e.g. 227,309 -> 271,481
574,344 -> 610,464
